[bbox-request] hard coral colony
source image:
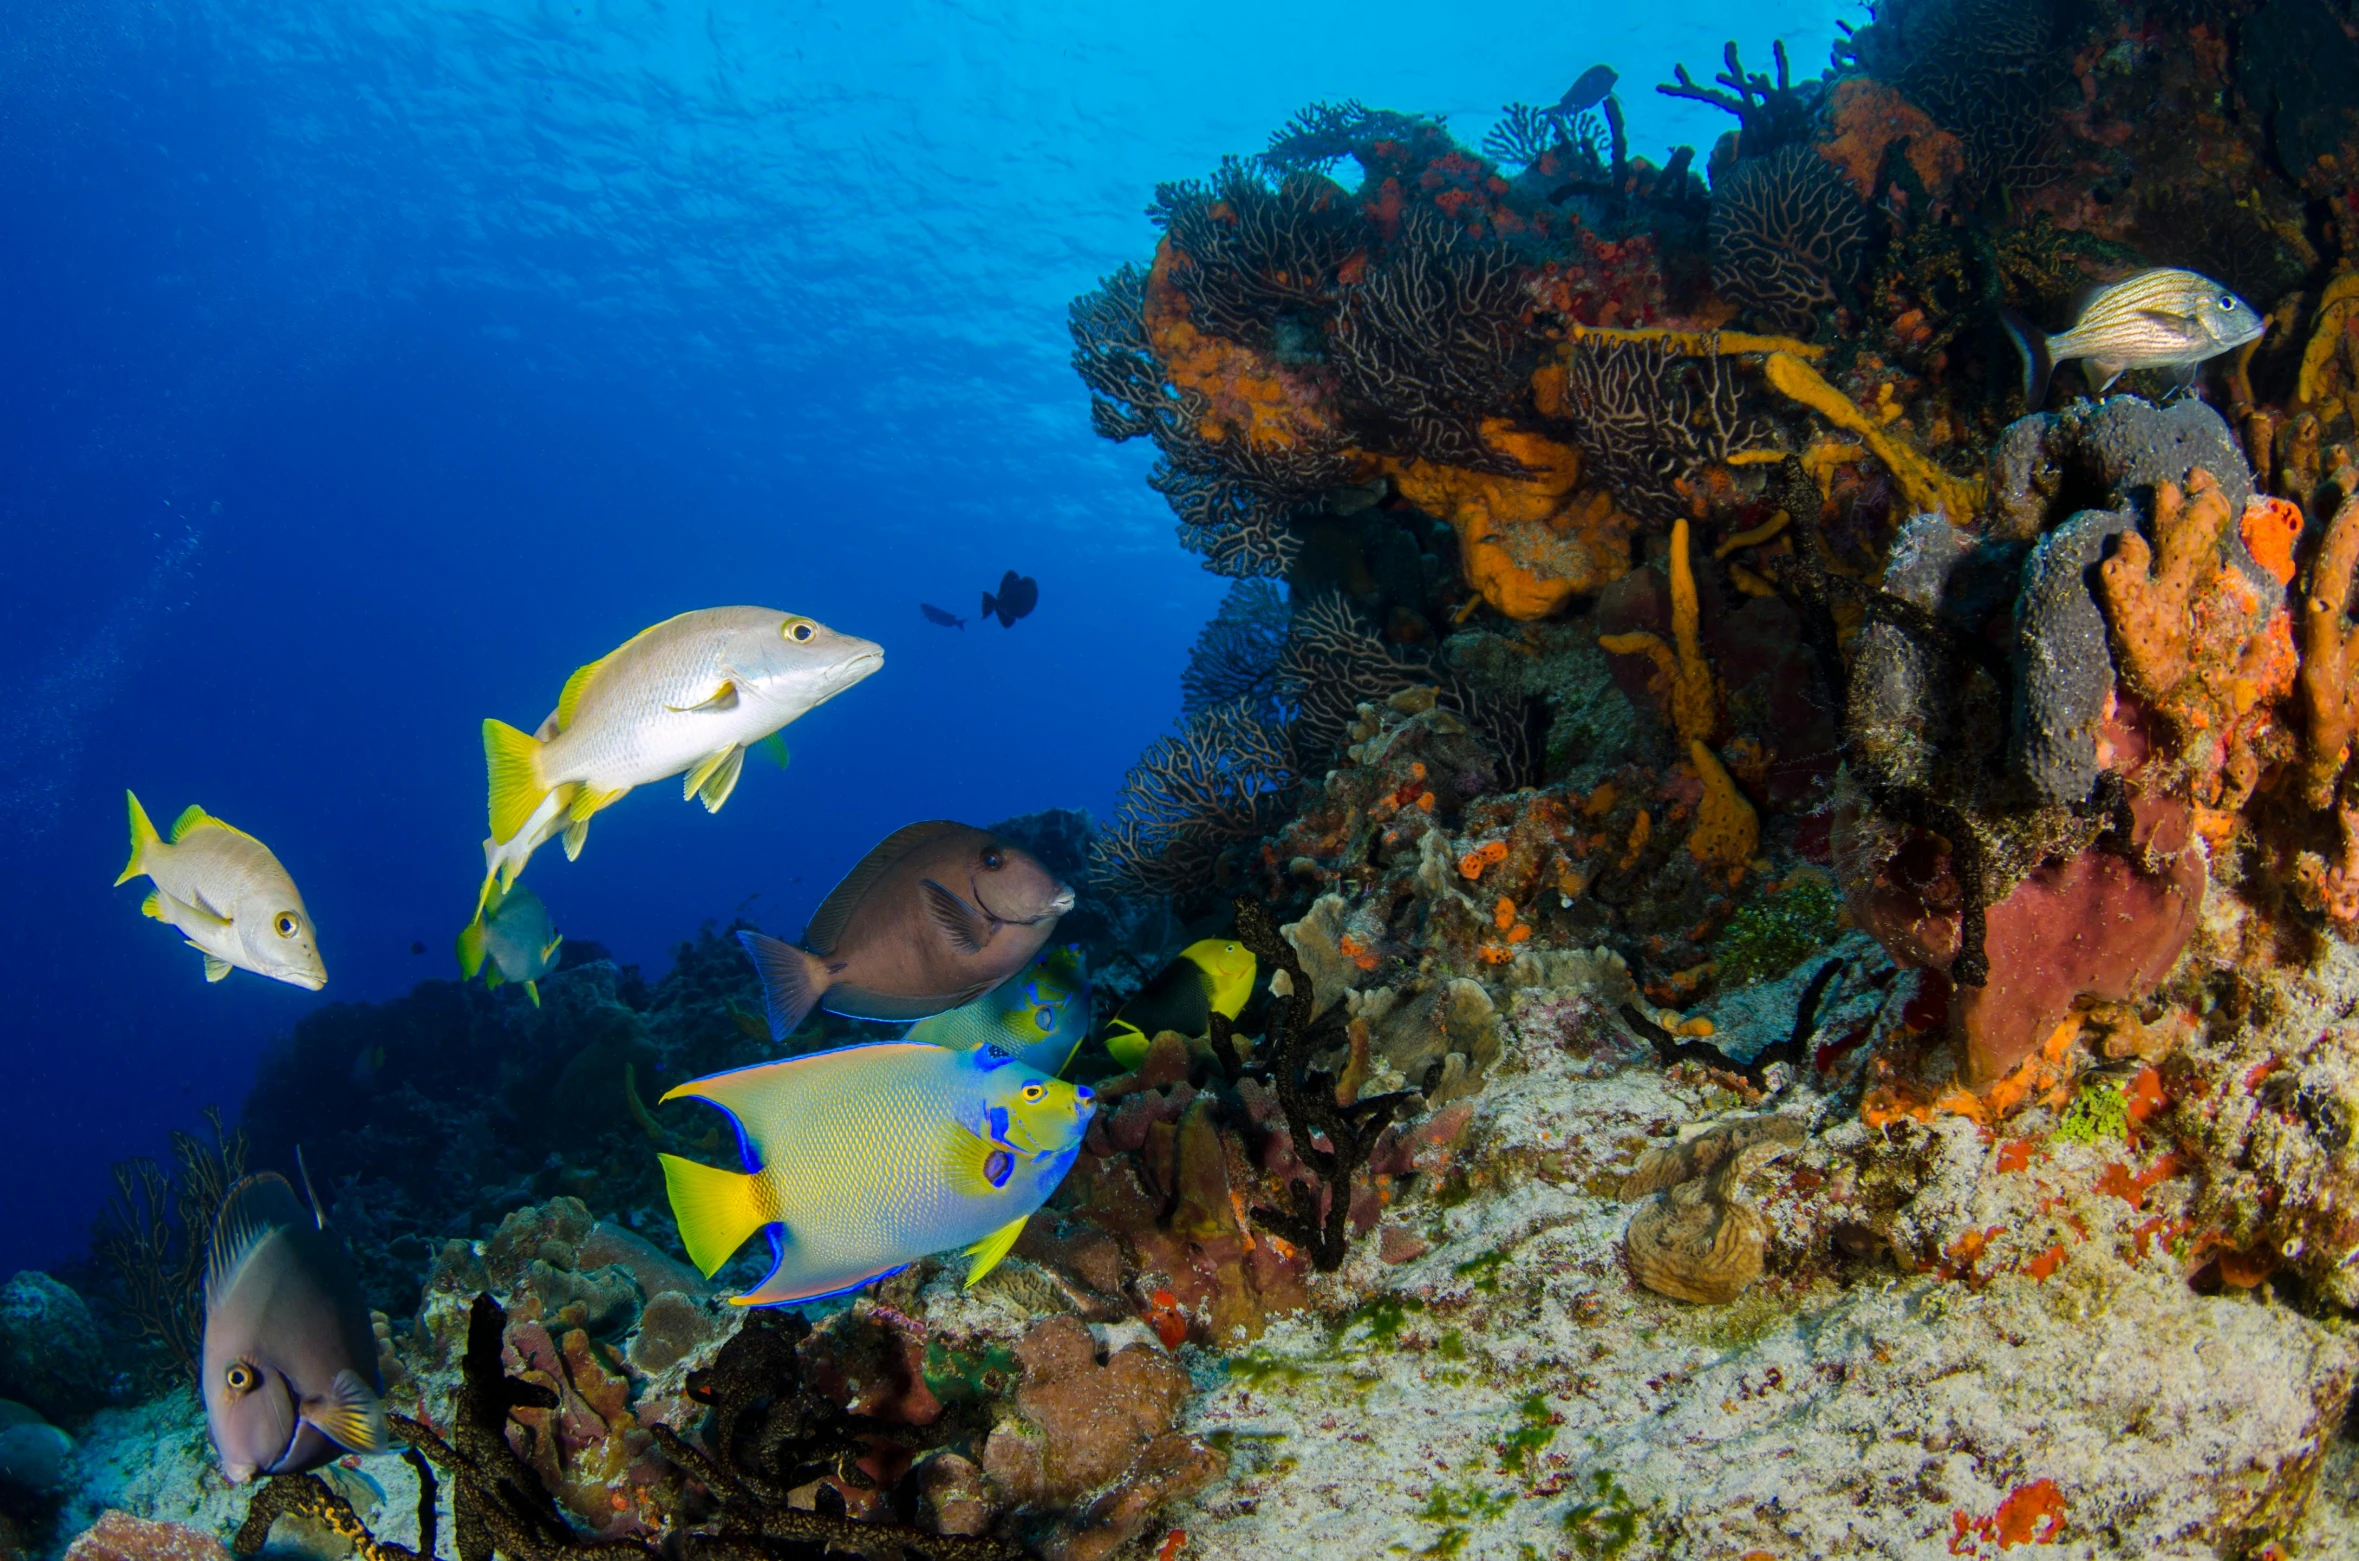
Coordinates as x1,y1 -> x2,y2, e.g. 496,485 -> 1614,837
29,7 -> 2359,1561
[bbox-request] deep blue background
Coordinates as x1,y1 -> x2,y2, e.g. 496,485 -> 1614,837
0,0 -> 1845,1276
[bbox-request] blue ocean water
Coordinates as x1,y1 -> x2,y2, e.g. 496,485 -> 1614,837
0,0 -> 1847,1276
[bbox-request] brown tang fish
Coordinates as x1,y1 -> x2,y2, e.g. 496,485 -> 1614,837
2005,267 -> 2265,405
739,821 -> 1075,1040
201,1168 -> 388,1483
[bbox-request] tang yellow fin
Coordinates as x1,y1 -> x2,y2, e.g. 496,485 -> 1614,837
482,720 -> 549,845
117,791 -> 162,886
303,1369 -> 389,1455
963,1215 -> 1031,1289
658,1153 -> 771,1278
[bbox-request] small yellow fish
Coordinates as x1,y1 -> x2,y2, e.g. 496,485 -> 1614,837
116,792 -> 325,990
2006,268 -> 2264,405
1102,938 -> 1255,1070
482,607 -> 875,859
659,1041 -> 1096,1306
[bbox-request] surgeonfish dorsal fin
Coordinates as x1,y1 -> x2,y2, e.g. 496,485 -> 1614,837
207,1173 -> 306,1308
295,1145 -> 326,1229
963,1214 -> 1031,1288
303,1369 -> 389,1455
920,879 -> 993,956
118,791 -> 162,886
804,821 -> 967,954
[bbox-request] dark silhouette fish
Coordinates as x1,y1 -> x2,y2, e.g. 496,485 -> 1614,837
201,1167 -> 387,1483
739,821 -> 1075,1039
1550,64 -> 1617,115
920,603 -> 966,630
982,570 -> 1039,628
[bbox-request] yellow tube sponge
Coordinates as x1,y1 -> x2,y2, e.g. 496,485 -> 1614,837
1763,352 -> 1983,523
1598,518 -> 1717,746
1687,739 -> 1759,876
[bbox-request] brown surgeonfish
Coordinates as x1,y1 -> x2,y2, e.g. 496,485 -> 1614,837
201,1168 -> 388,1483
739,821 -> 1074,1040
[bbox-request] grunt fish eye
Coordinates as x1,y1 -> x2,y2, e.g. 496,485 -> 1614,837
2219,296 -> 2237,310
274,913 -> 300,938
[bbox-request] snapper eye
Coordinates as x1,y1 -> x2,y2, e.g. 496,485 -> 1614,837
225,1363 -> 255,1392
782,619 -> 815,642
274,913 -> 300,938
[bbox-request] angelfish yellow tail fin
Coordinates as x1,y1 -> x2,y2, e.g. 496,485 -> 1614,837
481,720 -> 549,846
117,791 -> 161,886
658,1153 -> 770,1278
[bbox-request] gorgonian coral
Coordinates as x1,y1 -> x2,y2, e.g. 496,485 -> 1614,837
1147,459 -> 1310,579
1482,103 -> 1604,177
1150,157 -> 1362,349
1845,0 -> 2078,197
1091,700 -> 1301,898
1068,263 -> 1167,445
1280,592 -> 1536,783
1708,144 -> 1872,334
1558,333 -> 1777,522
1331,205 -> 1534,470
95,1105 -> 246,1386
1262,101 -> 1452,176
1182,578 -> 1292,724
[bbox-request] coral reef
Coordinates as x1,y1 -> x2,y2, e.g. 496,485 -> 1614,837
1707,145 -> 1872,335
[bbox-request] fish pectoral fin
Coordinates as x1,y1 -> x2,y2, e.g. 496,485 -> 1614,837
659,1153 -> 772,1278
920,880 -> 993,955
666,679 -> 739,714
683,745 -> 745,812
2087,358 -> 2127,392
303,1369 -> 390,1455
941,1122 -> 1018,1200
201,953 -> 234,983
963,1215 -> 1031,1289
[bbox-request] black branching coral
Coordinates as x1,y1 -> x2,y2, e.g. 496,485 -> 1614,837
1658,40 -> 1820,159
1707,145 -> 1873,336
1227,896 -> 1412,1272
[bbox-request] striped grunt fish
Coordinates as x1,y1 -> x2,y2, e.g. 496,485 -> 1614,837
2005,268 -> 2264,406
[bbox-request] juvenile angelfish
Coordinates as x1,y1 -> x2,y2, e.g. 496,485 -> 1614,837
116,792 -> 326,990
202,1169 -> 388,1482
457,879 -> 562,1006
2006,268 -> 2265,405
739,821 -> 1074,1040
907,945 -> 1090,1077
658,1040 -> 1097,1305
1101,937 -> 1256,1071
481,607 -> 878,860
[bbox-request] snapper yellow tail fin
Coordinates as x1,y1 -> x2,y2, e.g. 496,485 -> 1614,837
117,791 -> 162,886
482,720 -> 549,845
658,1153 -> 770,1278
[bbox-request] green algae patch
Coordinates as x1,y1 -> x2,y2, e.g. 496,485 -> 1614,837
1416,1481 -> 1518,1555
921,1339 -> 1019,1405
1349,1293 -> 1427,1347
1717,874 -> 1841,985
2053,1074 -> 2130,1146
1453,1248 -> 1511,1293
1498,1394 -> 1557,1475
1227,1349 -> 1316,1387
1561,1469 -> 1646,1558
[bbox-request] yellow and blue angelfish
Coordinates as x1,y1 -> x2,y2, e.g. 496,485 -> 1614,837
657,1040 -> 1096,1307
1100,937 -> 1256,1071
905,946 -> 1089,1077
